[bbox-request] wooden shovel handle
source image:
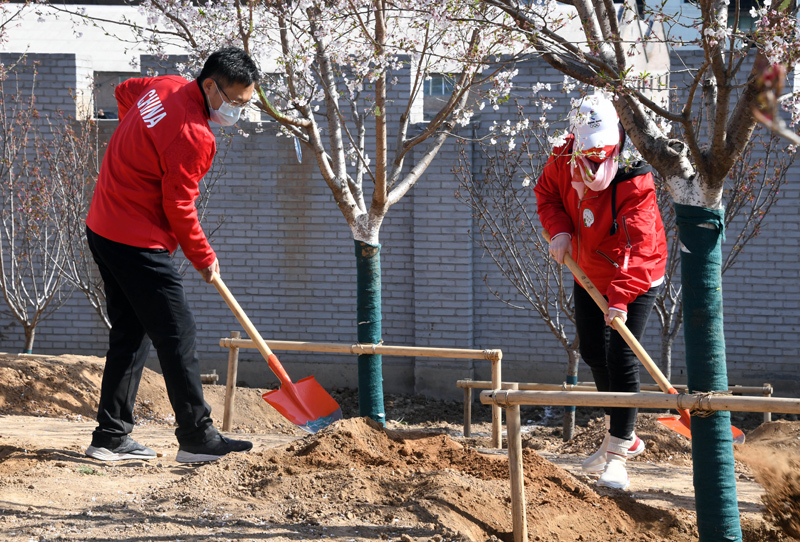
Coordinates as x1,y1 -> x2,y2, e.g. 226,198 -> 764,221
210,274 -> 293,385
542,232 -> 675,394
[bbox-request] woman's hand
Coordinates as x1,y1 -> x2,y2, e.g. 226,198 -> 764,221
199,258 -> 220,284
548,233 -> 572,264
605,308 -> 627,327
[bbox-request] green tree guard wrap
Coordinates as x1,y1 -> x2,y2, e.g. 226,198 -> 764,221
675,203 -> 741,542
355,240 -> 386,426
565,374 -> 577,414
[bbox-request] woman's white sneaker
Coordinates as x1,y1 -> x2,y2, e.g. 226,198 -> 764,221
597,435 -> 634,490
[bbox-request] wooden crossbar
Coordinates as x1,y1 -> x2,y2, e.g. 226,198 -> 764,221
219,336 -> 503,444
456,379 -> 774,437
219,338 -> 502,360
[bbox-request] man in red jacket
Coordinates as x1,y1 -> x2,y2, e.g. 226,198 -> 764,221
85,47 -> 259,463
536,93 -> 668,490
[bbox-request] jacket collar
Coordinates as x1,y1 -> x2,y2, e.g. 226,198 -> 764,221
192,79 -> 211,120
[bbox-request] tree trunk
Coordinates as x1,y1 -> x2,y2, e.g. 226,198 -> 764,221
659,339 -> 672,381
23,326 -> 35,354
675,203 -> 741,542
355,240 -> 385,425
562,349 -> 580,441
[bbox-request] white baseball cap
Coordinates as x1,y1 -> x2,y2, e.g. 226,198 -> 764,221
569,94 -> 620,150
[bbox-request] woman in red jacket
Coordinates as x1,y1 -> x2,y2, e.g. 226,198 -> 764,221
535,94 -> 668,490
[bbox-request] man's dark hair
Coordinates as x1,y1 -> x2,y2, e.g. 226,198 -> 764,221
197,47 -> 260,87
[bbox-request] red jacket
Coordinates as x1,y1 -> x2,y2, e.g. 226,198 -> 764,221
86,76 -> 217,270
535,135 -> 667,312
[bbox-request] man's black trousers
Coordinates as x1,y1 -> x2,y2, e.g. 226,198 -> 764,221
87,226 -> 215,447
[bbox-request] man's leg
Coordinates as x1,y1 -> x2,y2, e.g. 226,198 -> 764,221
87,228 -> 251,462
86,227 -> 156,460
87,228 -> 214,444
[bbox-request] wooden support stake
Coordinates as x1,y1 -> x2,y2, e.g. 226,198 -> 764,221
219,338 -> 502,361
222,330 -> 241,432
491,356 -> 502,449
505,383 -> 527,542
479,389 -> 800,415
764,383 -> 773,423
463,380 -> 472,438
457,380 -> 772,395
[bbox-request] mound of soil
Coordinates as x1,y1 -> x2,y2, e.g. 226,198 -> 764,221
149,417 -> 699,542
736,421 -> 800,539
0,353 -> 300,434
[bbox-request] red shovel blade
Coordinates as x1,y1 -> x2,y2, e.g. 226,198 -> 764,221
658,414 -> 693,439
657,413 -> 746,444
262,376 -> 342,433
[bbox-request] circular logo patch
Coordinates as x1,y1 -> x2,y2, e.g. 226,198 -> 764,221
583,208 -> 595,228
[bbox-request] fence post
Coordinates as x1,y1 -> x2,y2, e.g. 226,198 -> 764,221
222,330 -> 241,432
463,380 -> 473,438
505,383 -> 527,542
491,356 -> 502,448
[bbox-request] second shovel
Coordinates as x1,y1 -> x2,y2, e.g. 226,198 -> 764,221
211,274 -> 342,433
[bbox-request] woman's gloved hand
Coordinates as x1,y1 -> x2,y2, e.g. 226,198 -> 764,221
548,233 -> 572,264
605,308 -> 627,327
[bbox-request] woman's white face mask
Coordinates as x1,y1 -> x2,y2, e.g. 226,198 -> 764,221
208,79 -> 244,126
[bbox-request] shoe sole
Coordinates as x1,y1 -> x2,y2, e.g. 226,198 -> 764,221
597,478 -> 631,490
175,451 -> 225,463
582,463 -> 605,475
176,445 -> 252,464
85,446 -> 156,462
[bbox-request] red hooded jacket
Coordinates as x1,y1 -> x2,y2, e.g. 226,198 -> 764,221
86,76 -> 217,270
535,135 -> 667,312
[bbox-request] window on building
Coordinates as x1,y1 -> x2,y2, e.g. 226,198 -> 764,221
424,74 -> 455,96
730,0 -> 757,31
680,0 -> 759,31
93,72 -> 139,119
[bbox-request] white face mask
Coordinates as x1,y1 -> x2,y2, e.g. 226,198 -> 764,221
208,79 -> 244,126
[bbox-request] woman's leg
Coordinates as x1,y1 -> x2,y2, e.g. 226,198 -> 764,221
574,284 -> 611,393
606,287 -> 658,439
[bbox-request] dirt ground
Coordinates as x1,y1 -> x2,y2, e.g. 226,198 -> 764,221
1,353 -> 799,542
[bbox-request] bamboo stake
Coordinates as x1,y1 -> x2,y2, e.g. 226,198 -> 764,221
457,380 -> 773,436
463,381 -> 473,438
219,337 -> 505,447
491,356 -> 502,449
222,330 -> 241,432
457,380 -> 773,395
480,389 -> 800,414
504,383 -> 527,542
218,338 -> 502,361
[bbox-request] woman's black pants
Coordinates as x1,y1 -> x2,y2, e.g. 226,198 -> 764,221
574,283 -> 658,440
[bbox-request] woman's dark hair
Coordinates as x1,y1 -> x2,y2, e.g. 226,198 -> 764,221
197,47 -> 260,87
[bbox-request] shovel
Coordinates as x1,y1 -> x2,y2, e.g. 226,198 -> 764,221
210,274 -> 342,433
544,233 -> 745,444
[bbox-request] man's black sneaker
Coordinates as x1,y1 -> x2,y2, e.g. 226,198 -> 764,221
175,434 -> 253,463
86,435 -> 157,461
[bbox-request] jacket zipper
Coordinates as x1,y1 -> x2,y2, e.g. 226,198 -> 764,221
576,194 -> 599,269
595,249 -> 619,268
621,215 -> 632,272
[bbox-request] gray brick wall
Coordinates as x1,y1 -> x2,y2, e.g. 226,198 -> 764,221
1,52 -> 798,401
